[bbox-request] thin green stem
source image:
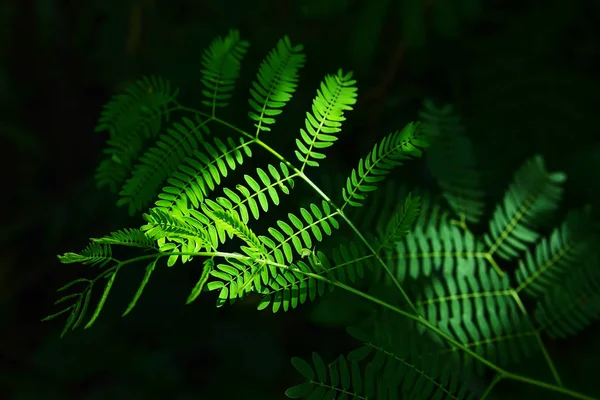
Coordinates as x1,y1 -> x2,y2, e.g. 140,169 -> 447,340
480,374 -> 503,400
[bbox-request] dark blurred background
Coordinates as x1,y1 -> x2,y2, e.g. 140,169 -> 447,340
1,0 -> 600,398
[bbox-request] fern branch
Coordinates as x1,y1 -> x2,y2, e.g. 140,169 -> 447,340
248,36 -> 305,136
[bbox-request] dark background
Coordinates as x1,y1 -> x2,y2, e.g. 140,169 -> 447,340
2,0 -> 600,398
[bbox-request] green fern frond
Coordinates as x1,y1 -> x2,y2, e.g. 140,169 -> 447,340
205,201 -> 340,310
416,260 -> 537,374
413,192 -> 452,234
295,69 -> 358,170
248,36 -> 305,135
377,193 -> 421,250
535,257 -> 600,339
57,242 -> 114,268
208,209 -> 266,258
286,353 -> 368,399
91,228 -> 158,250
344,319 -> 475,400
198,163 -> 296,247
483,155 -> 566,261
95,76 -> 179,193
515,208 -> 597,298
419,100 -> 485,224
141,208 -> 211,266
122,258 -> 157,316
341,123 -> 428,209
201,29 -> 249,115
117,116 -> 210,215
154,136 -> 253,217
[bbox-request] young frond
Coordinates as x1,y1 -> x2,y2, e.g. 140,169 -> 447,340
483,155 -> 566,261
535,257 -> 600,339
515,208 -> 597,298
341,123 -> 428,209
416,260 -> 537,375
201,29 -> 249,115
248,36 -> 305,135
295,69 -> 358,169
117,116 -> 210,215
154,136 -> 253,217
57,242 -> 114,268
419,100 -> 485,224
91,228 -> 158,250
95,76 -> 179,192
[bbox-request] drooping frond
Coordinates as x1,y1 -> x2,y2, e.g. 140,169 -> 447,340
95,76 -> 179,192
117,116 -> 210,215
295,69 -> 358,170
153,135 -> 253,217
483,155 -> 566,261
419,100 -> 485,224
341,123 -> 428,209
415,260 -> 537,375
200,29 -> 249,115
515,208 -> 597,298
248,36 -> 305,135
535,256 -> 600,339
41,266 -> 119,336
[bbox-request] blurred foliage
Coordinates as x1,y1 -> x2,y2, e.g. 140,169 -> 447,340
2,0 -> 599,398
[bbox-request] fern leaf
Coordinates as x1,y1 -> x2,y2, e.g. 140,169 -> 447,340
201,29 -> 249,115
186,258 -> 214,304
378,193 -> 421,250
91,228 -> 157,250
515,208 -> 596,298
84,270 -> 118,329
57,242 -> 114,268
141,208 -> 211,266
122,258 -> 157,316
95,76 -> 179,192
154,136 -> 253,217
341,123 -> 428,209
346,316 -> 475,399
117,116 -> 210,215
198,163 -> 296,247
419,100 -> 485,224
416,259 -> 537,374
535,256 -> 600,339
388,220 -> 485,282
248,36 -> 305,135
483,155 -> 566,261
295,69 -> 358,170
286,353 -> 367,399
